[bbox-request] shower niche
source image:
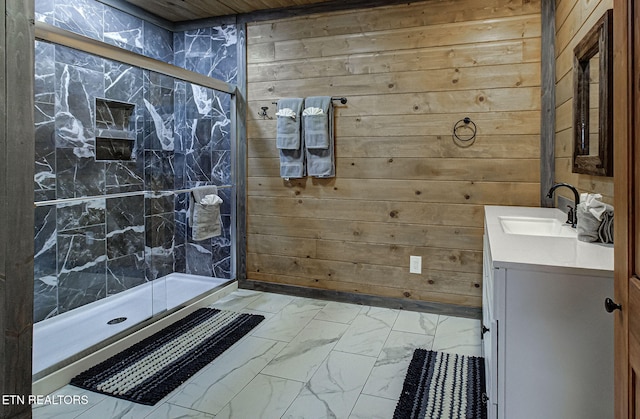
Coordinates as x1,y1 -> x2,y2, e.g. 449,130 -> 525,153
95,98 -> 135,161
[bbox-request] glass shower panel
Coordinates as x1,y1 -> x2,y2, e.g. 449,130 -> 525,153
32,42 -> 235,378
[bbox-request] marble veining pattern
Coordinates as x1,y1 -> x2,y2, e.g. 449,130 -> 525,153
251,299 -> 327,342
106,252 -> 146,294
176,26 -> 238,83
431,315 -> 483,357
54,63 -> 102,155
106,195 -> 144,259
34,290 -> 482,419
314,301 -> 363,324
393,310 -> 440,335
35,0 -> 55,25
56,224 -> 108,313
282,350 -> 377,419
260,319 -> 349,382
349,394 -> 398,419
333,306 -> 399,357
104,61 -> 143,105
212,288 -> 262,312
361,330 -> 435,400
144,23 -> 173,64
103,8 -> 144,55
33,0 -> 237,322
215,374 -> 304,419
246,292 -> 295,313
34,205 -> 57,279
42,0 -> 175,63
54,0 -> 104,41
168,336 -> 287,415
34,204 -> 59,321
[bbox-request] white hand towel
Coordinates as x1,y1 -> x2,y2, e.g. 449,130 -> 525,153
276,98 -> 305,178
275,108 -> 297,119
200,194 -> 223,206
583,193 -> 608,221
190,186 -> 222,240
303,96 -> 334,177
302,107 -> 324,116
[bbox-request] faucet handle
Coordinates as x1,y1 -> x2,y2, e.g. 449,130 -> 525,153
566,205 -> 575,225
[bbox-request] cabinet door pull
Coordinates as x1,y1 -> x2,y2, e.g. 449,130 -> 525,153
482,325 -> 490,334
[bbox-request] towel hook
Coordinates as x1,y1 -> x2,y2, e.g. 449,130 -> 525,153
258,106 -> 272,120
453,117 -> 477,143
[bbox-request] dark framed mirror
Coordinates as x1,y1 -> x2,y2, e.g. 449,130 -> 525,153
572,9 -> 613,177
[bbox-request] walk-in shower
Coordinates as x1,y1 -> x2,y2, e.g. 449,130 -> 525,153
32,0 -> 240,379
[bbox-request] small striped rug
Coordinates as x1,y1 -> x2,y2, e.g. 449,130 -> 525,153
394,349 -> 487,419
70,308 -> 264,405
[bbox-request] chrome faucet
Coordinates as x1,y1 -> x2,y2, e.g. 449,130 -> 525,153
546,183 -> 580,228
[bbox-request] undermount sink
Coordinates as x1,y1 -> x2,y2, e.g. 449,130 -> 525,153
498,216 -> 577,238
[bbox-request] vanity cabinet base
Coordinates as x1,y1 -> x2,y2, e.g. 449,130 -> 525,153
483,237 -> 613,419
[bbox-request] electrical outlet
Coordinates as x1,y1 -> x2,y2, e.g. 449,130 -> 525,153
409,256 -> 422,274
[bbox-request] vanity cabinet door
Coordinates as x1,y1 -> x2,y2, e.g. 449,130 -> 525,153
482,234 -> 499,418
482,318 -> 498,419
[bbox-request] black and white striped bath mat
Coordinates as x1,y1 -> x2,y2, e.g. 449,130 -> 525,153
70,308 -> 264,405
394,349 -> 487,419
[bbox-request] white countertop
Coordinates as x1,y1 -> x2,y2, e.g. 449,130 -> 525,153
485,206 -> 613,276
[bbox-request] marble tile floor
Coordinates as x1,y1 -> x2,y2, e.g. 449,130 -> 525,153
33,289 -> 482,419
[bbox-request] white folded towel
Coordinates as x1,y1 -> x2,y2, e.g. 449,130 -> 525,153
275,108 -> 297,119
580,193 -> 608,221
190,186 -> 222,240
200,194 -> 223,206
302,107 -> 324,116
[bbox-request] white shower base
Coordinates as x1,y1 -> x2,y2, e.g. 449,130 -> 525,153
32,273 -> 232,377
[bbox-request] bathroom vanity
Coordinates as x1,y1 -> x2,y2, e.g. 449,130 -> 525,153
482,206 -> 614,419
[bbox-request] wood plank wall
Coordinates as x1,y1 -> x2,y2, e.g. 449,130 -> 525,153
555,0 -> 613,203
245,0 -> 542,309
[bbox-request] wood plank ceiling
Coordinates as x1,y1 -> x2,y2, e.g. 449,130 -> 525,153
122,0 -> 336,22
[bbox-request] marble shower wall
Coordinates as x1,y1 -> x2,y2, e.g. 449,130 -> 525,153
174,26 -> 238,84
33,0 -> 237,323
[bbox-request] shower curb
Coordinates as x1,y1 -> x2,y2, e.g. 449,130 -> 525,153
32,282 -> 238,397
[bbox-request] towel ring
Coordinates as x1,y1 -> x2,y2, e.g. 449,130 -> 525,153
453,117 -> 477,142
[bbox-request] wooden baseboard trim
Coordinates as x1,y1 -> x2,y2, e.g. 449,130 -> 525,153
239,279 -> 481,319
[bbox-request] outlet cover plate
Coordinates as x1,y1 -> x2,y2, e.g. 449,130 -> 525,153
410,256 -> 422,274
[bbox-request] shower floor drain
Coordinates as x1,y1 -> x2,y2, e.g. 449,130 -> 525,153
107,317 -> 127,325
